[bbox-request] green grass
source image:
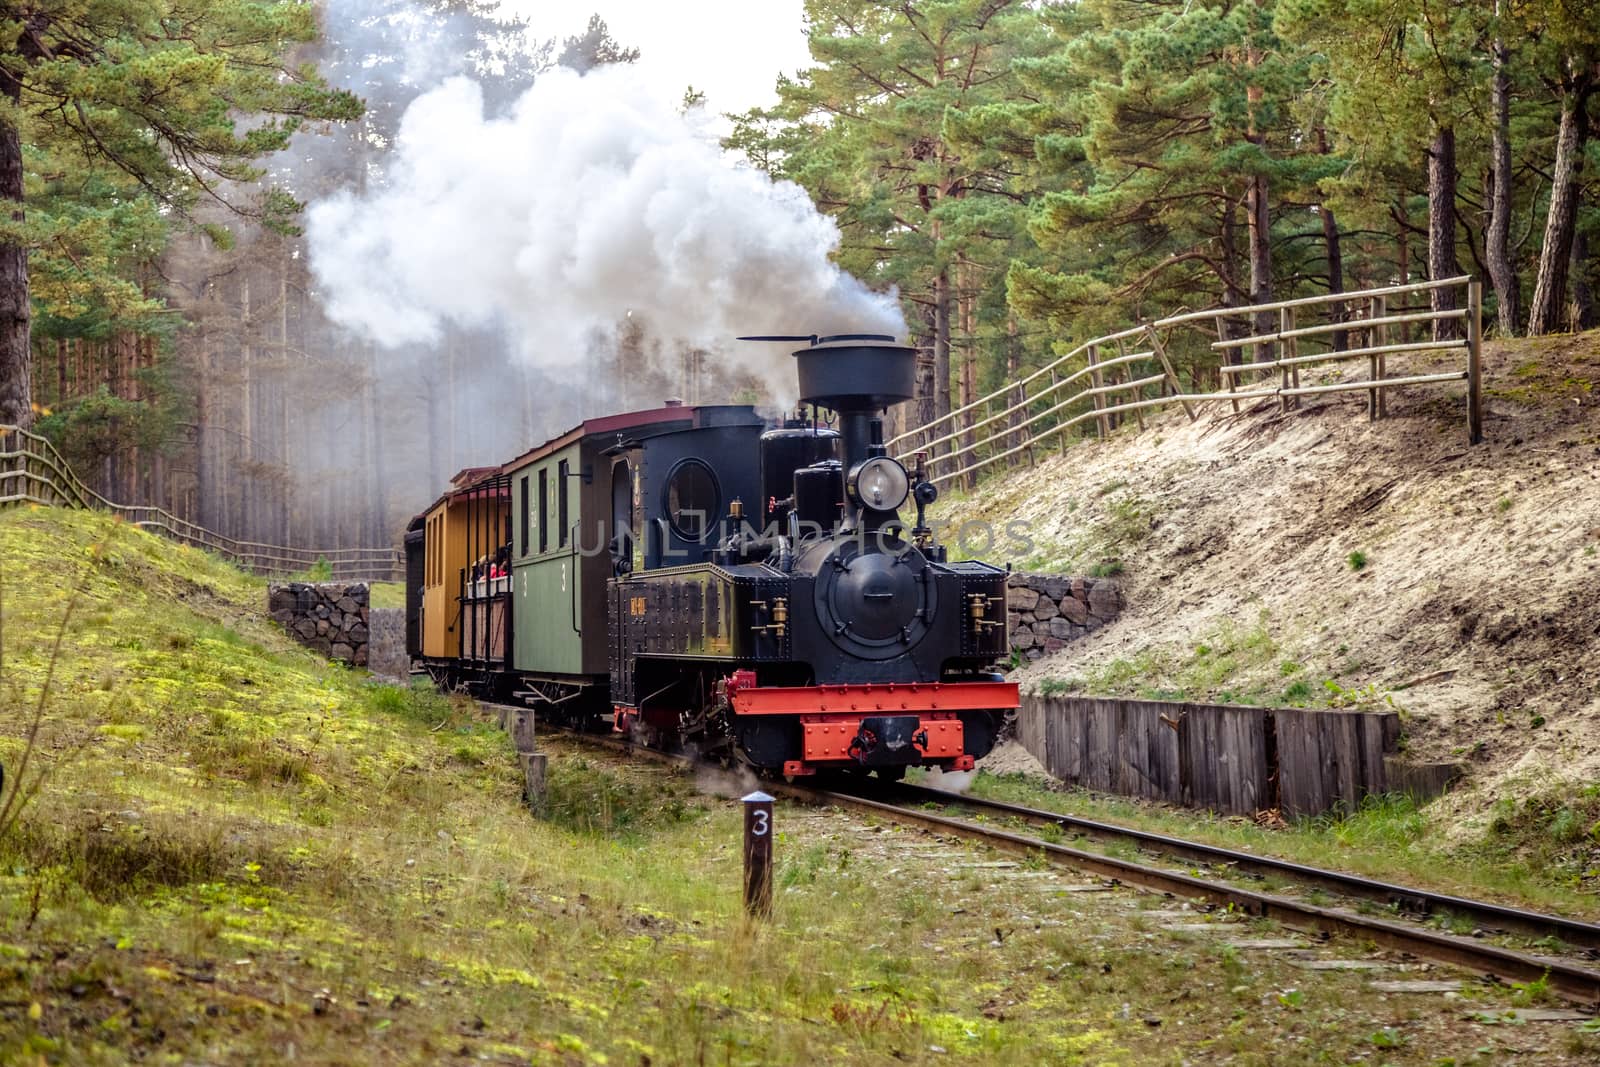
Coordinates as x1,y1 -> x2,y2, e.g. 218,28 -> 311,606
369,581 -> 406,610
1032,611 -> 1407,712
1049,611 -> 1284,706
4,508 -> 1594,1064
0,509 -> 1226,1064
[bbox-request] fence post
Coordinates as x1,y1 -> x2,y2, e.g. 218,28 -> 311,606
1048,368 -> 1067,455
742,790 -> 774,919
1118,338 -> 1145,431
522,751 -> 548,816
1467,279 -> 1484,445
1147,327 -> 1196,422
1278,306 -> 1297,411
1215,315 -> 1239,414
1087,344 -> 1110,439
1369,295 -> 1388,420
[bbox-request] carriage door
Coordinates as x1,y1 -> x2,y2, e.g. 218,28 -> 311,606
611,459 -> 637,575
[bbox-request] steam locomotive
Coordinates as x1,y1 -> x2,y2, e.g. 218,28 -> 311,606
403,337 -> 1018,778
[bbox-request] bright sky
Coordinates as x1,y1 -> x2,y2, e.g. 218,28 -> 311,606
507,1 -> 815,114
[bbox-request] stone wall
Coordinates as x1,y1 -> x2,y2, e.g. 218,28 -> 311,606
367,608 -> 409,678
1007,572 -> 1123,661
268,582 -> 370,666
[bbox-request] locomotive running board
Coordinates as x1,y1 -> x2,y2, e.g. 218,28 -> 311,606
727,679 -> 1019,716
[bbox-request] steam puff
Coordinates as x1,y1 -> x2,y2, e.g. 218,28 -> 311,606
307,67 -> 904,371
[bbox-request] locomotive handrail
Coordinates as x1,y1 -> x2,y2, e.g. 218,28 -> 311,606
889,276 -> 1482,487
0,424 -> 401,580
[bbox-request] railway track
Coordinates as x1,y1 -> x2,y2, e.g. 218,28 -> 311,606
502,707 -> 1600,1010
859,779 -> 1600,951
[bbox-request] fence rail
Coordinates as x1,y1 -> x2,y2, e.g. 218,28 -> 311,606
891,277 -> 1483,487
0,425 -> 400,581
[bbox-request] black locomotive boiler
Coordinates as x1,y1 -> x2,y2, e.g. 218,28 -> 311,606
404,336 -> 1019,779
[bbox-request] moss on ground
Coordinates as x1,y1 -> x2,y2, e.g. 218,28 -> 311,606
0,511 -> 1160,1063
1032,610 -> 1399,712
1,509 -> 1593,1064
369,582 -> 405,610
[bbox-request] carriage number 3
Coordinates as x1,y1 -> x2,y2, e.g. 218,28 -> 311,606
750,810 -> 769,836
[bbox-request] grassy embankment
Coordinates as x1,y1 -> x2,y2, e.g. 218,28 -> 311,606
933,330 -> 1600,923
947,511 -> 1599,920
0,508 -> 1176,1064
3,508 -> 1596,1063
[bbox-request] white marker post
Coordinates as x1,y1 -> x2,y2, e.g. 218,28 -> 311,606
742,791 -> 774,919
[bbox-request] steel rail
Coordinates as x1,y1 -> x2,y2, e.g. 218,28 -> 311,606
867,780 -> 1600,951
522,718 -> 1600,1008
797,786 -> 1600,1008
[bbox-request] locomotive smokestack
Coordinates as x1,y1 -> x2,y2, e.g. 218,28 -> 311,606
789,337 -> 917,467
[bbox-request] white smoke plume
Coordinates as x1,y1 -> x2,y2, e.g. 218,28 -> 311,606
307,64 -> 904,391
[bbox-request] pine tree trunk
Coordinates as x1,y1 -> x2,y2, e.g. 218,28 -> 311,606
1244,19 -> 1273,352
1487,18 -> 1520,336
957,269 -> 976,489
1320,204 -> 1346,349
446,334 -> 458,474
0,72 -> 32,429
1428,124 -> 1462,339
280,257 -> 292,547
913,301 -> 936,440
1005,313 -> 1022,464
241,274 -> 254,540
1390,203 -> 1413,342
1528,67 -> 1594,336
1572,228 -> 1595,330
932,269 -> 951,457
197,296 -> 213,530
364,341 -> 387,545
1310,130 -> 1346,350
1219,193 -> 1243,365
1246,172 -> 1273,347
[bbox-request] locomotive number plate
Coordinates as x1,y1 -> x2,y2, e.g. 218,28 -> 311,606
629,596 -> 647,617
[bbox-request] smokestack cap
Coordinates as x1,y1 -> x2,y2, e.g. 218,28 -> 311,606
793,339 -> 917,412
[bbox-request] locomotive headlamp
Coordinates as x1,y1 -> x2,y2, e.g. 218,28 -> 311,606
848,457 -> 910,511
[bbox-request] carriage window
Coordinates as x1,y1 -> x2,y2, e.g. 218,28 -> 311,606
663,458 -> 720,541
558,460 -> 570,548
538,468 -> 549,554
519,476 -> 530,557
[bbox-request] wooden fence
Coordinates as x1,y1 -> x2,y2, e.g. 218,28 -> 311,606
0,424 -> 400,581
1015,694 -> 1416,817
890,276 -> 1484,488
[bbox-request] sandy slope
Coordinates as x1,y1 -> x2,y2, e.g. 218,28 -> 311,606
951,330 -> 1600,809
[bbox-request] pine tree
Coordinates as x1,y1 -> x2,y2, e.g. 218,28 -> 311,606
1278,0 -> 1483,336
0,0 -> 361,429
730,0 -> 1045,439
1008,0 -> 1328,360
1524,0 -> 1600,334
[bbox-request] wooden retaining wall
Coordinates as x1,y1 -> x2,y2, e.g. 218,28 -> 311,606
1016,695 -> 1401,817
